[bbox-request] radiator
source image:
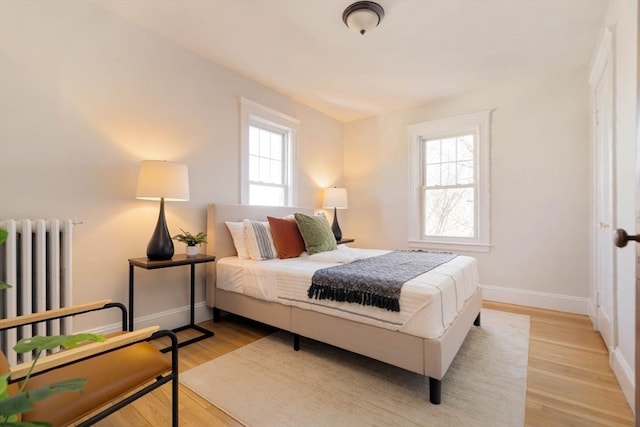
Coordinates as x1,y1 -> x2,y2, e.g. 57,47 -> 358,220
0,219 -> 74,365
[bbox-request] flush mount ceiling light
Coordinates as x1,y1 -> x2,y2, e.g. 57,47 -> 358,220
342,1 -> 385,36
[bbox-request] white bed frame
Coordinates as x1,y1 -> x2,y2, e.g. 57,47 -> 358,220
205,204 -> 482,404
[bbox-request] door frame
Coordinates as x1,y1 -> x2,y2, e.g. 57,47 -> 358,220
590,26 -> 617,350
635,4 -> 640,422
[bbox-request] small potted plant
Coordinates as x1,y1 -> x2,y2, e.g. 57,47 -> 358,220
172,229 -> 207,257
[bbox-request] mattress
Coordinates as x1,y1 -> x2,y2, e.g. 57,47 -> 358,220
216,246 -> 479,339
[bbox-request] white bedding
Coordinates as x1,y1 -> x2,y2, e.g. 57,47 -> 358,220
216,246 -> 479,339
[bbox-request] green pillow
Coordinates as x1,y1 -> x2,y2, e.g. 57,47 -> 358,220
294,212 -> 337,255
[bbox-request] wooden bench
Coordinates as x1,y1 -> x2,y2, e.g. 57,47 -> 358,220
0,300 -> 178,426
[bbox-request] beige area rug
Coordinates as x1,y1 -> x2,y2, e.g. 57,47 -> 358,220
181,309 -> 529,426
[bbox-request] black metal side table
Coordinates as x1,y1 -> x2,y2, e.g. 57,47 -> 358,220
128,253 -> 216,352
336,238 -> 354,244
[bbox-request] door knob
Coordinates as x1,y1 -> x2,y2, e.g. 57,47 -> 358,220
614,229 -> 640,248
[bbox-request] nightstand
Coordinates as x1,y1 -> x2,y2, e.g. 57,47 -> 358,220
337,238 -> 354,245
128,253 -> 216,352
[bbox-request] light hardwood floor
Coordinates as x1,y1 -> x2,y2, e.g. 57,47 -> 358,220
86,301 -> 634,426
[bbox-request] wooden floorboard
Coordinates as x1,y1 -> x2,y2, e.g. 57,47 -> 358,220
482,301 -> 633,426
76,302 -> 633,426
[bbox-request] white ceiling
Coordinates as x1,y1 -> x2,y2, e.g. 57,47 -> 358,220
93,0 -> 608,123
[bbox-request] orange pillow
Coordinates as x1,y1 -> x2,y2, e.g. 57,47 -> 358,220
267,216 -> 306,259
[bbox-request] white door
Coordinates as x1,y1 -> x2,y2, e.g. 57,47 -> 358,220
614,7 -> 639,423
591,29 -> 615,351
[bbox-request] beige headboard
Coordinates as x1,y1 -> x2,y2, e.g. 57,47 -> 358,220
205,204 -> 315,307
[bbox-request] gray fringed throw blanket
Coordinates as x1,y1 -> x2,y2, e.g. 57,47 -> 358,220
308,251 -> 457,312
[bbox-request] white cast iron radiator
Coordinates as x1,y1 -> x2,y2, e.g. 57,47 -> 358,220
0,219 -> 74,365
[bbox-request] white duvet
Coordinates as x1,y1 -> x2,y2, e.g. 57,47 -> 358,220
216,246 -> 479,339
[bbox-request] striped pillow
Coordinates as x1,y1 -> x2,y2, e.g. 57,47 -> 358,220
243,219 -> 277,260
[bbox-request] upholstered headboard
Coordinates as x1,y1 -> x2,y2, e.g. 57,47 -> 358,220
205,204 -> 315,307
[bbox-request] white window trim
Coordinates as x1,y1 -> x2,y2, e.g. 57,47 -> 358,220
408,110 -> 492,253
240,97 -> 300,206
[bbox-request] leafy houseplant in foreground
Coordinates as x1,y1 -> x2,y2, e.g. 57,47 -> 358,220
0,228 -> 104,426
0,334 -> 104,426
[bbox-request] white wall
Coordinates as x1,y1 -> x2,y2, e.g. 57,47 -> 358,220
343,68 -> 591,313
602,0 -> 638,411
0,1 -> 343,331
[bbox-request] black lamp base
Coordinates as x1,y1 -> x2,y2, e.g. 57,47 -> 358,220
331,207 -> 342,241
147,198 -> 174,261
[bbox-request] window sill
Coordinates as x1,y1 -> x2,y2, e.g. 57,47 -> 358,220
407,240 -> 492,253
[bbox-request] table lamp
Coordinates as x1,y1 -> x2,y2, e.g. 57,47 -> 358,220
136,160 -> 190,260
323,187 -> 349,241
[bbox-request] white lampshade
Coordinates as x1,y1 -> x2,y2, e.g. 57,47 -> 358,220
343,1 -> 385,36
323,187 -> 349,209
136,160 -> 190,201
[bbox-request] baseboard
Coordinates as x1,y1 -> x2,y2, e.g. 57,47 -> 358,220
482,284 -> 589,314
611,347 -> 635,414
587,298 -> 598,330
88,302 -> 212,335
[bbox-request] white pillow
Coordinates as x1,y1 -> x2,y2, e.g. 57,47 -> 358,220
225,221 -> 249,259
243,219 -> 277,260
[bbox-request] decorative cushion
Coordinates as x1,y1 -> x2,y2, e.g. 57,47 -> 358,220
225,221 -> 249,259
243,219 -> 277,260
294,212 -> 337,255
267,216 -> 306,259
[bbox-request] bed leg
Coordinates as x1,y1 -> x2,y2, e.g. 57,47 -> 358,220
293,334 -> 300,351
429,377 -> 441,405
213,307 -> 221,323
474,312 -> 481,327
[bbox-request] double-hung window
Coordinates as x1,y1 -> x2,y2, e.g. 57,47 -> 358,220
240,98 -> 299,206
408,110 -> 491,252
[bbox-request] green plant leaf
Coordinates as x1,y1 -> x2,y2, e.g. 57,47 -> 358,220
0,378 -> 85,418
0,415 -> 21,426
13,334 -> 104,354
24,378 -> 86,403
0,392 -> 35,417
0,283 -> 11,290
0,374 -> 9,401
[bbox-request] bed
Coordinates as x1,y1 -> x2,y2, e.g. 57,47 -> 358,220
205,204 -> 482,404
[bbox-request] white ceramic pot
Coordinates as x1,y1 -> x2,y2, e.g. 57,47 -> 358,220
186,245 -> 198,257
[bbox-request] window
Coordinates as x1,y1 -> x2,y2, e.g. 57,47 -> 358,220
408,110 -> 491,252
240,98 -> 299,206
